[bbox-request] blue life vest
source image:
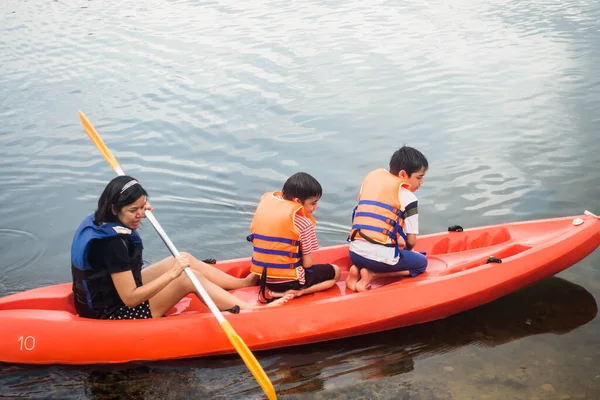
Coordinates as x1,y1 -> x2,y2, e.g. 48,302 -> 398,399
71,214 -> 142,270
71,214 -> 143,319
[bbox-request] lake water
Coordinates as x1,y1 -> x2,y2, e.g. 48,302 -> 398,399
1,0 -> 599,398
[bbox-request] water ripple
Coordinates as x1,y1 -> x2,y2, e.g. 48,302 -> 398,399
1,0 -> 600,397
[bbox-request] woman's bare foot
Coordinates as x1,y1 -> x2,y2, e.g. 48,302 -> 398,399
356,268 -> 375,292
345,265 -> 360,292
243,273 -> 260,287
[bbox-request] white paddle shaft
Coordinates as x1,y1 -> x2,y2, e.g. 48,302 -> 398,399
145,211 -> 226,323
584,210 -> 599,219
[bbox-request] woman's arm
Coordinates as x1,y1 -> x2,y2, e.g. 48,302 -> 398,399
111,254 -> 189,308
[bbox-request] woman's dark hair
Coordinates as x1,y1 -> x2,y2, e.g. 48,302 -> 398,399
94,175 -> 149,225
389,145 -> 429,176
282,172 -> 322,202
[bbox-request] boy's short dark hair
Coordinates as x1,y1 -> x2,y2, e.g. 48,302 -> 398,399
282,172 -> 322,202
389,146 -> 429,176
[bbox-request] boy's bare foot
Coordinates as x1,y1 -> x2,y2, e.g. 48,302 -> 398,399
240,293 -> 294,310
345,265 -> 360,292
264,293 -> 294,306
268,289 -> 303,298
268,289 -> 283,298
356,268 -> 374,292
285,289 -> 304,297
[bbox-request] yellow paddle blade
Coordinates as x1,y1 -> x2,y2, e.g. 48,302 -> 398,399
78,111 -> 121,173
220,320 -> 277,400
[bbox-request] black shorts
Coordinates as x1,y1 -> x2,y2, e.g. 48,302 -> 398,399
266,264 -> 336,292
108,300 -> 152,320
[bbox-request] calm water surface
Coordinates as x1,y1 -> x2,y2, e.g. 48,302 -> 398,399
1,0 -> 599,398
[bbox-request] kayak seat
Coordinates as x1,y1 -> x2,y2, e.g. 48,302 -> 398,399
440,244 -> 532,274
429,228 -> 512,255
0,290 -> 77,314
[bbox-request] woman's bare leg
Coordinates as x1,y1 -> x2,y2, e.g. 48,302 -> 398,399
142,254 -> 257,289
148,269 -> 292,317
186,253 -> 257,289
141,257 -> 176,285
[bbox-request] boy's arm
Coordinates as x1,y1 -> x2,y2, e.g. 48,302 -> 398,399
399,188 -> 419,251
300,225 -> 318,268
302,253 -> 314,269
405,234 -> 417,250
296,216 -> 319,269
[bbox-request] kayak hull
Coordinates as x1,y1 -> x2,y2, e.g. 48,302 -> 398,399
1,214 -> 598,364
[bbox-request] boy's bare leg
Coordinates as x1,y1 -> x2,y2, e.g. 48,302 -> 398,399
283,279 -> 338,298
271,264 -> 341,298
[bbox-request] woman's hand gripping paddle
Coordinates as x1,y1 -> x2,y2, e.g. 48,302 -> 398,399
78,111 -> 277,400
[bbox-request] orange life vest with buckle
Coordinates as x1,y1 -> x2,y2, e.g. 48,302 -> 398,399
248,192 -> 316,280
349,169 -> 411,253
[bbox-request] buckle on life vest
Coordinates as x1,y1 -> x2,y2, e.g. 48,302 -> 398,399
246,234 -> 254,242
258,267 -> 275,304
258,289 -> 274,304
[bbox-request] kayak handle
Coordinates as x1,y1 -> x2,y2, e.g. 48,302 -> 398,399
448,225 -> 464,232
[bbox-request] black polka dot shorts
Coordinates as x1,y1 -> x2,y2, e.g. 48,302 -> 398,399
108,300 -> 152,320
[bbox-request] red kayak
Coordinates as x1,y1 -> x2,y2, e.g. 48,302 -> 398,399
1,213 -> 598,365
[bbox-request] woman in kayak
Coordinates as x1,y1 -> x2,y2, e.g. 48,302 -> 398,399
71,175 -> 293,320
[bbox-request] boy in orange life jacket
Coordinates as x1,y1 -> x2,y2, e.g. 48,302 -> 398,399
248,172 -> 341,302
345,146 -> 429,292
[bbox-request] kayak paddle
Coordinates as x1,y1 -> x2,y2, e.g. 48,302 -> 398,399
78,111 -> 277,400
584,210 -> 599,219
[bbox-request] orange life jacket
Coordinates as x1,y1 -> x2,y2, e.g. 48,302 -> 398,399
248,192 -> 315,280
349,169 -> 411,253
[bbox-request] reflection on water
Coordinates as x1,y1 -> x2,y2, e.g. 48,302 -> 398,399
85,366 -> 210,400
1,277 -> 594,399
268,277 -> 598,396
